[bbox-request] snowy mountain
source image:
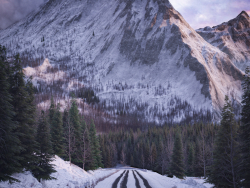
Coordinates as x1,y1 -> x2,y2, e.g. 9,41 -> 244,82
0,0 -> 244,123
197,11 -> 250,71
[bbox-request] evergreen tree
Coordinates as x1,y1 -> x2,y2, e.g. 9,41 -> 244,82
88,120 -> 103,169
69,98 -> 81,165
193,140 -> 203,177
32,111 -> 56,182
170,127 -> 185,179
187,144 -> 194,176
8,53 -> 38,172
77,118 -> 91,170
63,108 -> 74,165
207,96 -> 240,188
51,104 -> 64,156
240,67 -> 250,187
0,45 -> 21,182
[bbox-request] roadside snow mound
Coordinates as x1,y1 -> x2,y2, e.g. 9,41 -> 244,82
0,155 -> 116,188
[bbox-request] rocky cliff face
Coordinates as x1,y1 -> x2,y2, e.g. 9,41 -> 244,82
197,11 -> 250,71
0,0 -> 244,123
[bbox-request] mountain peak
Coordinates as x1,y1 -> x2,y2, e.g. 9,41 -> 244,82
238,10 -> 249,18
0,0 -> 244,123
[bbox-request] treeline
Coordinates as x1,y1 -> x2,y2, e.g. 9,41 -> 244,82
0,45 -> 103,183
100,68 -> 250,188
99,122 -> 217,176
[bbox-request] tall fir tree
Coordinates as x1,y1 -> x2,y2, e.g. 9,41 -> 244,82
187,144 -> 194,176
88,120 -> 103,169
193,140 -> 203,177
170,127 -> 185,179
240,67 -> 250,187
77,118 -> 91,170
51,104 -> 64,156
7,53 -> 38,173
32,111 -> 56,182
69,98 -> 81,165
207,96 -> 240,188
0,45 -> 21,182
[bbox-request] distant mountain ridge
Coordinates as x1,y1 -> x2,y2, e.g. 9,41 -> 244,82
197,11 -> 250,71
0,0 -> 245,123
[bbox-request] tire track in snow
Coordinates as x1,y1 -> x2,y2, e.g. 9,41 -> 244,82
135,171 -> 152,188
132,170 -> 141,188
120,170 -> 129,188
111,170 -> 126,188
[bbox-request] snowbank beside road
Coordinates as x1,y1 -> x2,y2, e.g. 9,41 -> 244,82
0,156 -> 213,188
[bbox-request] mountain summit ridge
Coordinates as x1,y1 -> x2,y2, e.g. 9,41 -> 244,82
197,10 -> 250,71
0,0 -> 244,123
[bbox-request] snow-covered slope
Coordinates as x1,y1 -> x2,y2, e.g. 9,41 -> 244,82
0,155 -> 116,188
0,0 -> 244,122
0,156 -> 213,188
197,11 -> 250,71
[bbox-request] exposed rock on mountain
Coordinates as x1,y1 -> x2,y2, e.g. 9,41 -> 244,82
0,0 -> 244,123
197,11 -> 250,71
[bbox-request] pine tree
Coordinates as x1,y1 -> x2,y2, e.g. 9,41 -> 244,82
77,118 -> 91,170
170,127 -> 185,179
51,104 -> 64,156
89,120 -> 103,169
32,111 -> 56,182
193,140 -> 203,177
0,45 -> 21,182
240,67 -> 250,187
8,53 -> 38,173
187,144 -> 194,176
207,96 -> 240,188
69,98 -> 81,165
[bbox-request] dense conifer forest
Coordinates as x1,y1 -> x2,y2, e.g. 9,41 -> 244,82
1,45 -> 250,188
0,45 -> 103,183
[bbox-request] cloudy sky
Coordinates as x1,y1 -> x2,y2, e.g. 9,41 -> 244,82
169,0 -> 250,29
0,0 -> 249,30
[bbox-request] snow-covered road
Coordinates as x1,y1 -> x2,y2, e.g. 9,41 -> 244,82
95,167 -> 213,188
0,156 -> 213,188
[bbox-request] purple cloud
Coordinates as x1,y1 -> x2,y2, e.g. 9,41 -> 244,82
169,0 -> 250,29
0,0 -> 45,30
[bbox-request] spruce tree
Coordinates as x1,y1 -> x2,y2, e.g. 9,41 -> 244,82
0,45 -> 21,182
207,96 -> 240,188
77,118 -> 91,170
62,109 -> 69,159
240,67 -> 250,187
69,98 -> 81,165
193,140 -> 203,177
51,104 -> 64,156
187,144 -> 194,176
89,120 -> 103,169
32,111 -> 56,182
8,53 -> 38,173
170,127 -> 185,179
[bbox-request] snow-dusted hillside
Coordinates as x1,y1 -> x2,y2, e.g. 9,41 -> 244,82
197,11 -> 250,71
0,0 -> 244,123
0,156 -> 213,188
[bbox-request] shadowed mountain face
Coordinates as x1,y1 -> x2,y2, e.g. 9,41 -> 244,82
197,11 -> 250,71
0,0 -> 244,123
